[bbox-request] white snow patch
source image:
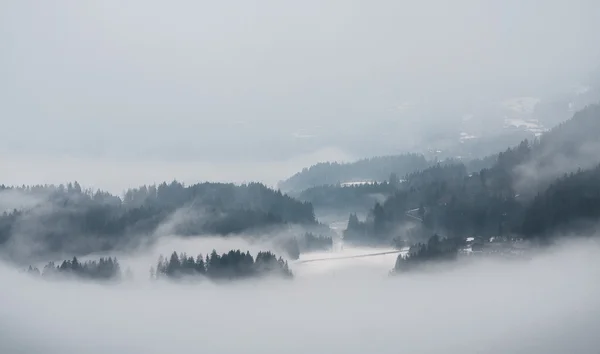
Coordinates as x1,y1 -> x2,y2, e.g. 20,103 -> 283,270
504,118 -> 547,136
341,181 -> 377,187
459,132 -> 477,142
502,97 -> 541,115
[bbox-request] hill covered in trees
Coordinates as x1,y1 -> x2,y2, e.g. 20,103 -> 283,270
286,154 -> 498,214
512,103 -> 600,195
345,104 -> 600,247
278,153 -> 430,192
295,177 -> 399,213
0,181 -> 316,263
522,164 -> 600,237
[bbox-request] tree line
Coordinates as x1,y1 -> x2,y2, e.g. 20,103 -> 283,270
153,250 -> 293,280
24,248 -> 294,282
26,256 -> 122,281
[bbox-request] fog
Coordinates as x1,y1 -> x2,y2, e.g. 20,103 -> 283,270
2,238 -> 600,353
3,2 -> 600,352
2,0 -> 600,190
514,140 -> 600,194
0,188 -> 45,214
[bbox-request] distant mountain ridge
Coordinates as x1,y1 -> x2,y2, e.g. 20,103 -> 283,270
278,154 -> 429,193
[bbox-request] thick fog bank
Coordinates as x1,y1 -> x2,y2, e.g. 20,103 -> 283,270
1,240 -> 600,353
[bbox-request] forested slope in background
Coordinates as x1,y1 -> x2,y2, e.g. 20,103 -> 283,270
294,155 -> 499,214
346,104 -> 600,246
280,103 -> 600,211
283,147 -> 503,213
278,153 -> 429,192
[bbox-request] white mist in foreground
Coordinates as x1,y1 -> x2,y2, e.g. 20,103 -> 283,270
2,240 -> 600,354
294,246 -> 402,277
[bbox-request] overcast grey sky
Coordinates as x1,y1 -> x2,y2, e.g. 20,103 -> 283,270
1,0 -> 599,191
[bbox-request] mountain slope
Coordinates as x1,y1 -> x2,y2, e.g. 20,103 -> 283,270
278,153 -> 429,192
345,104 -> 600,245
0,181 -> 316,263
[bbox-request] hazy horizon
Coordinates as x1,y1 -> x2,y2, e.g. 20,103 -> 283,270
2,0 -> 600,191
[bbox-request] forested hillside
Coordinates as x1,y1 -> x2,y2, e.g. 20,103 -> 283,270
522,164 -> 600,237
0,181 -> 316,262
512,103 -> 600,194
296,178 -> 398,212
284,151 -> 502,215
346,104 -> 600,247
292,155 -> 499,214
278,153 -> 429,192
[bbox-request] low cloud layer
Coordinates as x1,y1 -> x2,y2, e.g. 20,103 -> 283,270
1,239 -> 599,353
